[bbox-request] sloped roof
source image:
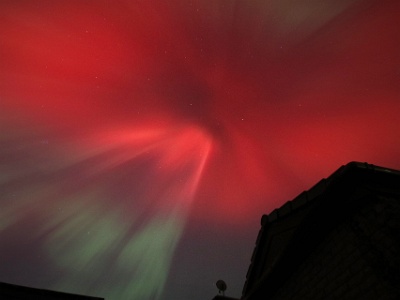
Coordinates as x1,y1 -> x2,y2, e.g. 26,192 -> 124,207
242,161 -> 400,299
0,281 -> 104,300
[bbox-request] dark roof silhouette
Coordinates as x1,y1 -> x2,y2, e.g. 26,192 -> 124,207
211,296 -> 240,300
0,281 -> 104,300
242,161 -> 400,300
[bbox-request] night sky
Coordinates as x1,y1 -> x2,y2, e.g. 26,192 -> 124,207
1,0 -> 400,299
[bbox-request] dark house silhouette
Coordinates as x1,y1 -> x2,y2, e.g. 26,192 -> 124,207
0,281 -> 104,300
214,162 -> 400,300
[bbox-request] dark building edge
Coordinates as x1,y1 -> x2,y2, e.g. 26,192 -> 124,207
242,161 -> 400,299
0,281 -> 104,299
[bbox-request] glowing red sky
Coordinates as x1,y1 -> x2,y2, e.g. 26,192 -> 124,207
1,0 -> 400,299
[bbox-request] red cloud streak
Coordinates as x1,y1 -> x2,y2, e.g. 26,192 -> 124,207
1,0 -> 400,226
